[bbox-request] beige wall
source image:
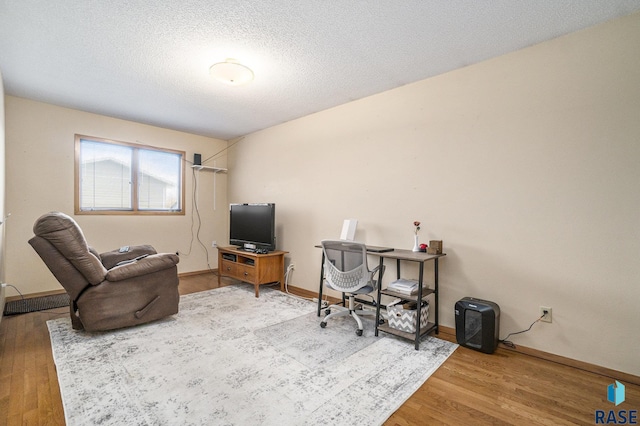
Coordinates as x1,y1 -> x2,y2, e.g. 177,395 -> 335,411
0,70 -> 6,288
228,13 -> 640,375
5,97 -> 228,296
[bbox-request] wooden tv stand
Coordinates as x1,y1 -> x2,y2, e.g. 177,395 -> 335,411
217,246 -> 288,297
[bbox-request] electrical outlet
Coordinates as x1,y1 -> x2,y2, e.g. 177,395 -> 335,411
211,241 -> 217,248
540,306 -> 552,323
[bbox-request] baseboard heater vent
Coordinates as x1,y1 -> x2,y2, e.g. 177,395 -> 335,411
3,293 -> 70,316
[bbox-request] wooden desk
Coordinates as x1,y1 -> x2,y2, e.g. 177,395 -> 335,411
317,245 -> 445,350
217,246 -> 288,297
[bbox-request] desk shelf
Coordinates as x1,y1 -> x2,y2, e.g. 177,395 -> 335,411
380,287 -> 435,302
373,250 -> 445,350
377,321 -> 437,341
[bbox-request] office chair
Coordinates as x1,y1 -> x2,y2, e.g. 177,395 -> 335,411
320,240 -> 385,336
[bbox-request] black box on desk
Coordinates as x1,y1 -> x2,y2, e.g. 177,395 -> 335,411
427,240 -> 443,254
455,297 -> 500,354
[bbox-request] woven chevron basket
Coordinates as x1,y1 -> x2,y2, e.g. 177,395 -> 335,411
387,301 -> 429,333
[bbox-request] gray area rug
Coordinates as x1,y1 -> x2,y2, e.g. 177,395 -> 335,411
255,311 -> 381,370
47,284 -> 457,426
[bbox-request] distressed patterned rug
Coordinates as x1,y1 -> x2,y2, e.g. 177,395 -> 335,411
47,284 -> 457,426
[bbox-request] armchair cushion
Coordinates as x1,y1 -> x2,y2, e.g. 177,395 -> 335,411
77,266 -> 179,331
28,236 -> 90,301
106,253 -> 179,282
33,212 -> 107,284
99,245 -> 158,269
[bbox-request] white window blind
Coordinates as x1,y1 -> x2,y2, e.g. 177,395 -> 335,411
76,135 -> 184,214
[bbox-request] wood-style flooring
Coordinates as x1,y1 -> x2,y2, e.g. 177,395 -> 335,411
1,273 -> 637,425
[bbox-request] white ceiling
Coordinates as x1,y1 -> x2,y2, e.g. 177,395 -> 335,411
2,1 -> 640,141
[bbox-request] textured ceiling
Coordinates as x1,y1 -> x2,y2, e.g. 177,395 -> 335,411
1,1 -> 640,140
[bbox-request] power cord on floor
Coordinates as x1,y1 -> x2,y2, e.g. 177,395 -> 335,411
499,314 -> 545,348
284,264 -> 295,293
178,167 -> 212,270
284,264 -> 308,299
1,284 -> 26,315
283,264 -> 322,304
3,284 -> 25,301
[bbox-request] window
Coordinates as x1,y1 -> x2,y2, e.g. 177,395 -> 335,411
75,135 -> 185,215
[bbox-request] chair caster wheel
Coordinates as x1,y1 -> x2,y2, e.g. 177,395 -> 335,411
356,329 -> 363,336
320,322 -> 327,328
325,309 -> 331,315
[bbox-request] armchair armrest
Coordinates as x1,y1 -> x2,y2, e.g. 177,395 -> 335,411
105,253 -> 179,282
99,245 -> 157,269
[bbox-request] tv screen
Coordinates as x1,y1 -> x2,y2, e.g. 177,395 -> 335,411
229,203 -> 276,252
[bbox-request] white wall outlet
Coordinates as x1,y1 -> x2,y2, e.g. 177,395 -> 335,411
211,241 -> 217,248
540,306 -> 552,323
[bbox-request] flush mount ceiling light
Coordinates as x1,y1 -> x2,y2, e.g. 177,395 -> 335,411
209,58 -> 254,86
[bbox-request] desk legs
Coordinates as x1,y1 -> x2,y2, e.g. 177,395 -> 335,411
434,258 -> 439,335
317,252 -> 325,316
413,262 -> 425,350
374,256 -> 385,337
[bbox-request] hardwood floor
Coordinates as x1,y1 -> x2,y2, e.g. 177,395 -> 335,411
1,273 -> 637,425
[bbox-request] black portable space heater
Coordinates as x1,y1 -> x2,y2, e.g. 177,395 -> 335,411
455,297 -> 500,354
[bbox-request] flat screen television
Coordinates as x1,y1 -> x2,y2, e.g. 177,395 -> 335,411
229,203 -> 276,252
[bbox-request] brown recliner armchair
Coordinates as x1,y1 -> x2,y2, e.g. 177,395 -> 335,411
28,211 -> 180,331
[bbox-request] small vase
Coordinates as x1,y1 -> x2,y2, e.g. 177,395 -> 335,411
412,234 -> 420,252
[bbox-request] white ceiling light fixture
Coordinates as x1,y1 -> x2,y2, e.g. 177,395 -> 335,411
209,58 -> 254,86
